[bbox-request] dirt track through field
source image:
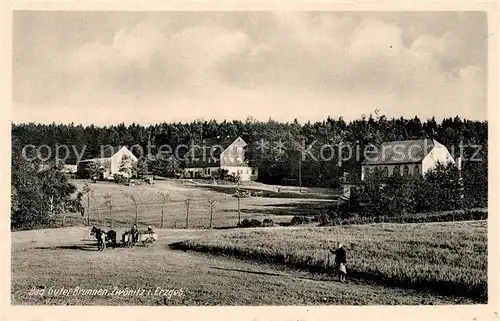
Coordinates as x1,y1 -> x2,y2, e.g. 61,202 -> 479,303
11,227 -> 466,305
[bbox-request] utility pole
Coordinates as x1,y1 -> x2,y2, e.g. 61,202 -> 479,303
208,198 -> 215,229
298,157 -> 302,193
237,181 -> 241,225
61,203 -> 66,227
185,195 -> 192,229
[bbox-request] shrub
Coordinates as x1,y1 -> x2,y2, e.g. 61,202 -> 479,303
237,218 -> 263,228
262,218 -> 274,227
291,215 -> 313,226
238,218 -> 251,228
316,213 -> 332,226
350,163 -> 470,218
326,209 -> 488,226
113,173 -> 129,184
250,219 -> 262,227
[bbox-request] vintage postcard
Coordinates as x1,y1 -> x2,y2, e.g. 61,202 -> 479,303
2,1 -> 499,320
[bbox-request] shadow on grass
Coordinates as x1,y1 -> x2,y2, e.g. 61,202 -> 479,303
210,266 -> 283,277
34,242 -> 125,251
222,201 -> 338,217
34,244 -> 99,252
195,185 -> 340,200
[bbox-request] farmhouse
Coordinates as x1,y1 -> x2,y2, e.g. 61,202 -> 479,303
77,146 -> 138,180
361,139 -> 457,181
183,136 -> 258,181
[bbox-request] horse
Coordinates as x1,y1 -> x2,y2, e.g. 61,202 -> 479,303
90,226 -> 117,251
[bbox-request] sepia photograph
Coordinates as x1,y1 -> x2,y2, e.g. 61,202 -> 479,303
8,8 -> 493,310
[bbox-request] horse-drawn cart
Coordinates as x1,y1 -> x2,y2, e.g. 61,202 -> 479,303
121,230 -> 157,247
137,231 -> 157,247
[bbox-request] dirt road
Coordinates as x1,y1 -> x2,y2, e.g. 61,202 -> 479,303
11,227 -> 461,305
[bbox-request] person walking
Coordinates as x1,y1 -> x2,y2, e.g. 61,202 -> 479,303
329,243 -> 347,282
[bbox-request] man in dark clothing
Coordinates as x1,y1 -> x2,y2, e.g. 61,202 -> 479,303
329,243 -> 347,282
131,224 -> 138,243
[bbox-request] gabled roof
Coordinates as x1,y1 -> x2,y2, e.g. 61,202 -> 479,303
78,146 -> 124,162
362,139 -> 437,165
186,136 -> 241,158
185,136 -> 246,168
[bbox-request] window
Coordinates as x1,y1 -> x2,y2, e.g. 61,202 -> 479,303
237,157 -> 243,163
413,164 -> 420,177
403,165 -> 410,176
207,168 -> 211,175
382,166 -> 389,178
224,157 -> 228,163
392,165 -> 400,176
229,157 -> 234,163
252,169 -> 256,175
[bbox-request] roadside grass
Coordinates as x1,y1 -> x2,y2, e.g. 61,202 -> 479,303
171,220 -> 487,302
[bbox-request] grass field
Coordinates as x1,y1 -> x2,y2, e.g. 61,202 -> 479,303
11,226 -> 471,305
172,220 -> 488,302
64,179 -> 338,229
12,179 -> 488,305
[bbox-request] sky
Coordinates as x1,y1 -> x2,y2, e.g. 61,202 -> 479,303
12,11 -> 488,125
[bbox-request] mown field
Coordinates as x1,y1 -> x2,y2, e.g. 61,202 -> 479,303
65,179 -> 338,229
11,227 -> 469,305
172,220 -> 488,302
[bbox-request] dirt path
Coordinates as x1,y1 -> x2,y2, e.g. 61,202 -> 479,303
11,228 -> 463,305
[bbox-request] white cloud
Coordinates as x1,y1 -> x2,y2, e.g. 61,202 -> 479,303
13,12 -> 487,124
348,19 -> 404,61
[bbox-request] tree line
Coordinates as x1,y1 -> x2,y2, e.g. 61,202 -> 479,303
11,114 -> 488,230
12,114 -> 487,187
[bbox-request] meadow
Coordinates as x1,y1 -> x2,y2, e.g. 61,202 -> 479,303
12,227 -> 469,305
65,179 -> 338,229
172,220 -> 488,302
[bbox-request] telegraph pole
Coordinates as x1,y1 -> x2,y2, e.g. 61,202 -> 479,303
237,180 -> 241,225
298,157 -> 302,193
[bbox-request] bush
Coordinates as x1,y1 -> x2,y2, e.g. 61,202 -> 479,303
238,218 -> 251,227
350,163 -> 470,218
316,213 -> 332,226
290,215 -> 314,226
237,218 -> 263,228
325,209 -> 488,226
113,173 -> 129,184
250,219 -> 262,227
262,218 -> 274,227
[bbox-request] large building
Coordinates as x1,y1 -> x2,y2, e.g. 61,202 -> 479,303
361,139 -> 457,181
183,136 -> 258,181
77,146 -> 138,180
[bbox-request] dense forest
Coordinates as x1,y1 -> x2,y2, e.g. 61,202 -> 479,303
11,114 -> 488,229
12,114 -> 488,188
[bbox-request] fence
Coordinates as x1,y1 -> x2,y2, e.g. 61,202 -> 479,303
75,194 -> 287,230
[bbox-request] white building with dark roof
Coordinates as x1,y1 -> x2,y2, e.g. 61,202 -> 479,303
183,136 -> 258,181
361,139 -> 457,181
77,146 -> 138,180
